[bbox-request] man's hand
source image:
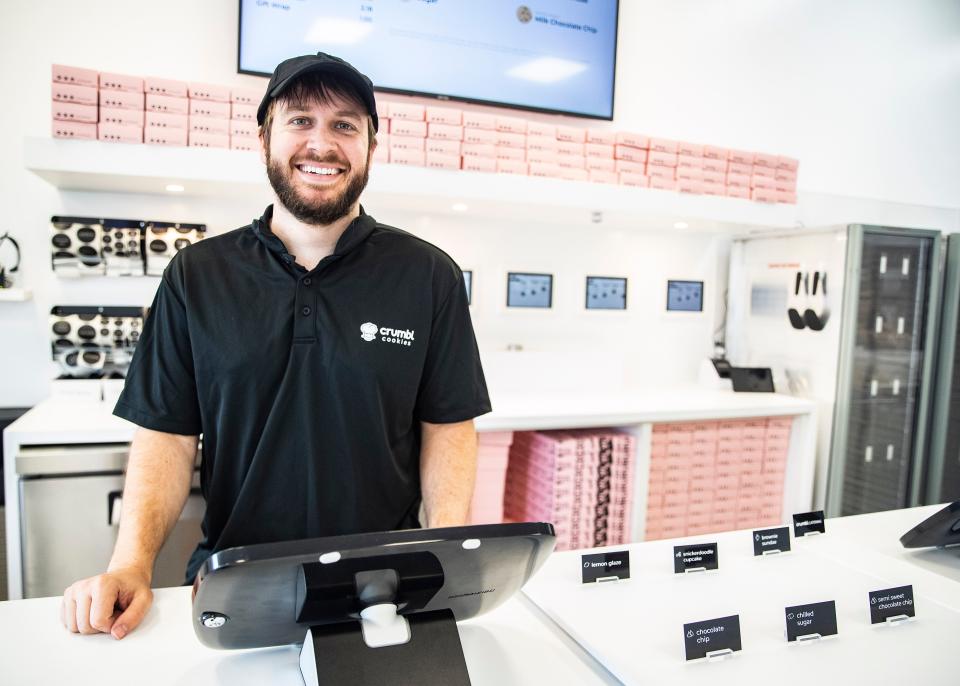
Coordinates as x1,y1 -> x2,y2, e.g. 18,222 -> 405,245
61,566 -> 153,639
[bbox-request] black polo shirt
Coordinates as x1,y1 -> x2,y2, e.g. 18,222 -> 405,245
114,205 -> 491,581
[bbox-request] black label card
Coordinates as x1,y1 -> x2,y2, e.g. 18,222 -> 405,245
785,600 -> 838,641
581,550 -> 630,583
792,510 -> 826,537
869,585 -> 916,624
753,527 -> 791,555
673,543 -> 719,573
683,615 -> 742,661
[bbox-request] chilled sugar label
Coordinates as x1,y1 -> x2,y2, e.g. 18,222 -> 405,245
683,615 -> 742,661
869,585 -> 916,624
673,543 -> 719,573
753,527 -> 791,555
792,510 -> 826,537
784,600 -> 838,642
581,550 -> 630,583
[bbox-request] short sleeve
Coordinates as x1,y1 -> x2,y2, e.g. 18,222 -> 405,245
113,268 -> 202,435
414,271 -> 492,423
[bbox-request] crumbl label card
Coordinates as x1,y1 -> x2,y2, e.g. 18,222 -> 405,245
753,527 -> 791,555
581,550 -> 630,583
792,510 -> 826,537
869,585 -> 916,624
683,615 -> 742,661
784,600 -> 837,642
673,543 -> 719,573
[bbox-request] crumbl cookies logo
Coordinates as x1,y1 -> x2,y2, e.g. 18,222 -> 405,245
360,322 -> 415,347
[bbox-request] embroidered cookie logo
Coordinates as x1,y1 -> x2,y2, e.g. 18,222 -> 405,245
360,322 -> 416,347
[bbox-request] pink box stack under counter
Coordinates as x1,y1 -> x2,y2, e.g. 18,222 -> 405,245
503,429 -> 636,551
645,416 -> 793,540
467,432 -> 514,525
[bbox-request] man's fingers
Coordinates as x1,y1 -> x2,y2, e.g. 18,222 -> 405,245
64,596 -> 79,633
111,589 -> 152,640
89,579 -> 119,633
76,594 -> 95,635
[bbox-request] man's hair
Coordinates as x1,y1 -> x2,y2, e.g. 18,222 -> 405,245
259,71 -> 377,150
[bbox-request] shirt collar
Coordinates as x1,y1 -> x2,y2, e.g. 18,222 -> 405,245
251,204 -> 377,265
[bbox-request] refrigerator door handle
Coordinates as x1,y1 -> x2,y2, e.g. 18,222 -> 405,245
107,487 -> 203,525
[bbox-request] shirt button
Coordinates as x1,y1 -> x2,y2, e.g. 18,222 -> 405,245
301,306 -> 312,316
303,277 -> 312,286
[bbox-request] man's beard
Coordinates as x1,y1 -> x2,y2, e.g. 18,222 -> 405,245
265,150 -> 371,226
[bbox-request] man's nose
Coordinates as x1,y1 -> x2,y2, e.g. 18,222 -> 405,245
305,126 -> 337,156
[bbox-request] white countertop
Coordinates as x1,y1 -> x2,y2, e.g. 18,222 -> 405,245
0,586 -> 616,686
522,504 -> 960,686
5,388 -> 816,445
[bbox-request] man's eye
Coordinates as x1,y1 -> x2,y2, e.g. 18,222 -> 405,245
336,121 -> 358,131
290,117 -> 309,126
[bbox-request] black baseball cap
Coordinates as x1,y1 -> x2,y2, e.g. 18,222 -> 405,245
256,52 -> 379,131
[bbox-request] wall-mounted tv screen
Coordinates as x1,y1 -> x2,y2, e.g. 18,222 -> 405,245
238,0 -> 620,120
463,269 -> 473,305
507,272 -> 553,308
585,276 -> 627,310
667,280 -> 704,312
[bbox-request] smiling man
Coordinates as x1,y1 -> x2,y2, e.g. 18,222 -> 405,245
60,53 -> 490,639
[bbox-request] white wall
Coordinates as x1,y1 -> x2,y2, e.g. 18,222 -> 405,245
0,0 -> 957,407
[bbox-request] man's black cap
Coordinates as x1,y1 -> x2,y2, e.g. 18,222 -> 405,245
257,52 -> 378,132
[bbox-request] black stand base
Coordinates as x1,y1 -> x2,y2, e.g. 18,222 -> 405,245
299,609 -> 471,686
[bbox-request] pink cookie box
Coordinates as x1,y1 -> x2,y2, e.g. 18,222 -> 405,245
527,149 -> 559,165
558,167 -> 589,182
616,132 -> 649,149
776,156 -> 799,172
555,125 -> 586,143
703,145 -> 729,161
147,94 -> 189,115
589,169 -> 618,184
480,432 -> 514,447
462,142 -> 497,158
146,112 -> 188,131
230,119 -> 258,138
753,152 -> 778,168
556,155 -> 586,170
700,157 -> 726,174
496,159 -> 528,175
647,150 -> 679,168
52,101 -> 98,124
231,87 -> 263,106
99,107 -> 144,128
526,121 -> 556,139
751,188 -> 779,203
725,160 -> 751,176
52,64 -> 98,88
649,137 -> 679,154
677,141 -> 704,157
389,136 -> 425,152
584,143 -> 614,159
586,128 -> 616,145
619,172 -> 649,187
676,167 -> 704,182
775,168 -> 798,183
188,83 -> 231,102
190,99 -> 231,119
99,72 -> 144,93
98,89 -> 144,111
496,146 -> 525,161
372,143 -> 390,163
777,191 -> 798,204
678,154 -> 705,170
388,102 -> 425,121
52,83 -> 98,106
231,103 -> 257,122
428,123 -> 463,141
97,122 -> 142,144
526,136 -> 559,153
189,131 -> 229,149
145,128 -> 187,146
752,165 -> 777,179
230,136 -> 259,152
497,131 -> 526,149
528,162 -> 563,178
614,145 -> 647,164
585,157 -> 615,172
463,111 -> 496,130
425,106 -> 462,125
649,176 -> 679,192
726,172 -> 751,188
728,149 -> 755,165
190,115 -> 230,136
425,138 -> 461,156
701,169 -> 725,185
463,128 -> 498,146
425,152 -> 461,171
495,115 -> 527,134
678,179 -> 704,195
774,179 -> 796,193
52,120 -> 96,140
462,156 -> 497,173
390,119 -> 427,137
702,181 -> 725,197
556,140 -> 585,157
751,175 -> 777,190
145,77 -> 188,98
389,147 -> 426,167
615,159 -> 646,174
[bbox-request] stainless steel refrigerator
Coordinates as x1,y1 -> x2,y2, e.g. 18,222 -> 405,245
727,225 -> 943,517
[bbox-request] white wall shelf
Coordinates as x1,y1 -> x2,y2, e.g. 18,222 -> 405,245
0,288 -> 32,302
23,136 -> 801,231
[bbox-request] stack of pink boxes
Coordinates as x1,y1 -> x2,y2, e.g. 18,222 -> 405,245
503,429 -> 635,551
467,432 -> 514,525
52,64 -> 263,150
645,416 -> 792,540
